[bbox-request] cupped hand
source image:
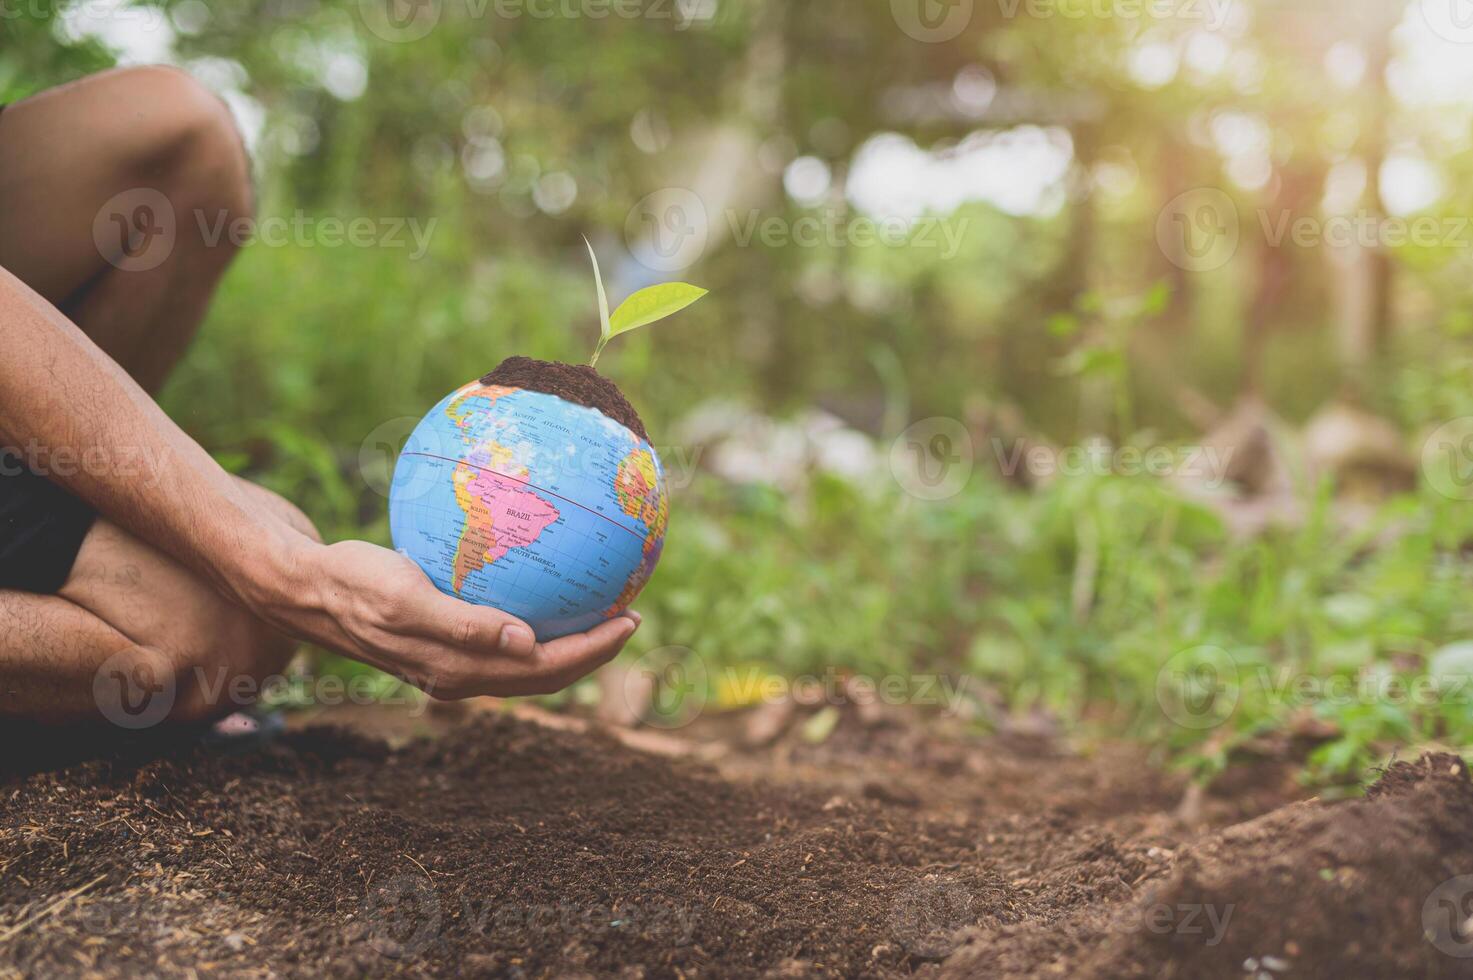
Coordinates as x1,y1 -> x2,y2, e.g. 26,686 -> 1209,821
258,539 -> 638,699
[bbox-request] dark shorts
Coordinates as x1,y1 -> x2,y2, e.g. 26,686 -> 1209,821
0,101 -> 96,594
0,102 -> 94,594
0,451 -> 96,594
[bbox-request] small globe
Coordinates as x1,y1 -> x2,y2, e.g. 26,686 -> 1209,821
389,377 -> 668,640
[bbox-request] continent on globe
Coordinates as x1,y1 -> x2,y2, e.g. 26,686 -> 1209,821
445,382 -> 516,432
605,447 -> 669,616
450,459 -> 561,592
390,365 -> 670,640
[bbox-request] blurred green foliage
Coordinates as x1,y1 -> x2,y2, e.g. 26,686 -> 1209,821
7,0 -> 1473,783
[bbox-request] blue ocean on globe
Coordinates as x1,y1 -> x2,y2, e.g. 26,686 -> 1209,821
389,379 -> 669,640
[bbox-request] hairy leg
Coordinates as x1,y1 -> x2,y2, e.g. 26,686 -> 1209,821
0,69 -> 307,726
0,65 -> 253,392
0,512 -> 298,726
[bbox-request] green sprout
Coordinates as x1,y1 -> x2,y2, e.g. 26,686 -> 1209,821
584,237 -> 707,368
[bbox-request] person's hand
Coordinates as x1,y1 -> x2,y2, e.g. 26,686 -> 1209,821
249,539 -> 639,699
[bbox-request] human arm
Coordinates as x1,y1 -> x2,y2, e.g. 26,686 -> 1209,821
0,266 -> 635,697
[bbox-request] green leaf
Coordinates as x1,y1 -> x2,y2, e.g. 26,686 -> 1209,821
1047,313 -> 1078,337
801,706 -> 840,744
608,282 -> 708,338
584,236 -> 612,365
1139,280 -> 1171,316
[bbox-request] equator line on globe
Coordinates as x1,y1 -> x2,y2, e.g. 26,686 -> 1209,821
389,357 -> 668,640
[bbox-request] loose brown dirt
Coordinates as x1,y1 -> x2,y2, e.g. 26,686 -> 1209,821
1,707 -> 1469,978
481,357 -> 648,442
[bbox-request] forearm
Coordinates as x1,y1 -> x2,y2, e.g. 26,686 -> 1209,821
0,266 -> 312,611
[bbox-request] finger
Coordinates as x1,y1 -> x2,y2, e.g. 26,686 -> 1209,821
402,580 -> 538,657
536,617 -> 639,692
531,615 -> 638,677
428,616 -> 639,699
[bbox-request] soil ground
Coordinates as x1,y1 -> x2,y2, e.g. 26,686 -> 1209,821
480,357 -> 648,442
2,704 -> 1471,978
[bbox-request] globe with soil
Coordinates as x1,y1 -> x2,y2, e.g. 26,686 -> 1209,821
389,357 -> 668,640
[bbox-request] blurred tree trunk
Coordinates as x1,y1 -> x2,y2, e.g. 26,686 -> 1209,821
1243,163 -> 1322,397
1042,121 -> 1097,313
1157,138 -> 1196,327
1335,10 -> 1397,398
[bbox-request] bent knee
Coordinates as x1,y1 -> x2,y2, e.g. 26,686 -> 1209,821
93,66 -> 254,234
165,604 -> 297,724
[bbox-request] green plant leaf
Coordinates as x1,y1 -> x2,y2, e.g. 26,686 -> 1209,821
584,236 -> 613,365
608,282 -> 708,338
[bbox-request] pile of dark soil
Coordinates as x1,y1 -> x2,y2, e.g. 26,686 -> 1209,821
1,711 -> 1469,978
482,356 -> 648,442
940,751 -> 1473,979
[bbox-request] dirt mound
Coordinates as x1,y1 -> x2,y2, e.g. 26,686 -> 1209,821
0,716 -> 1001,977
941,752 -> 1473,979
0,712 -> 1462,978
481,356 -> 649,442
